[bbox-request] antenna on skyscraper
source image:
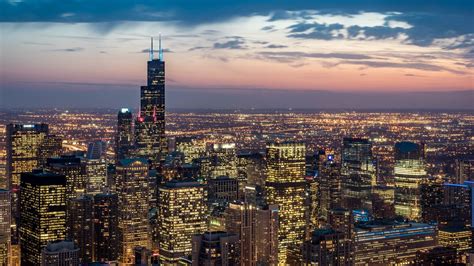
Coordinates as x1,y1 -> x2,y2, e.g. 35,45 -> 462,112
150,37 -> 154,61
159,33 -> 163,61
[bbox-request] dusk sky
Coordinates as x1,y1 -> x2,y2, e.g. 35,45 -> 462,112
1,0 -> 473,109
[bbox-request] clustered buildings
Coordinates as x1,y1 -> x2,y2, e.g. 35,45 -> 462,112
1,39 -> 473,265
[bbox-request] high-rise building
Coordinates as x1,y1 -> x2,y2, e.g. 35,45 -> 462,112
135,37 -> 167,164
438,226 -> 473,262
208,143 -> 238,179
19,170 -> 67,265
175,137 -> 206,164
116,108 -> 134,162
455,158 -> 474,184
394,142 -> 427,221
353,220 -> 437,265
225,202 -> 279,265
319,160 -> 343,219
415,246 -> 457,265
208,176 -> 239,207
191,231 -> 239,266
46,156 -> 87,200
0,189 -> 10,266
264,141 -> 307,264
41,240 -> 79,266
86,140 -> 107,160
38,134 -> 63,167
68,195 -> 94,264
303,228 -> 351,265
341,138 -> 377,185
93,193 -> 120,263
116,158 -> 151,264
158,179 -> 207,263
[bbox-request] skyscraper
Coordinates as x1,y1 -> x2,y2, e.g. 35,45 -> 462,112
116,158 -> 151,264
0,189 -> 10,266
394,142 -> 427,221
46,155 -> 87,200
303,228 -> 351,265
341,138 -> 376,183
68,195 -> 94,264
191,231 -> 240,266
93,193 -> 120,263
19,170 -> 67,265
158,179 -> 207,263
116,108 -> 134,161
264,141 -> 307,264
41,240 -> 80,266
135,36 -> 167,164
85,144 -> 107,194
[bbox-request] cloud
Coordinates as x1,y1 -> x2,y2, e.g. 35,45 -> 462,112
347,25 -> 405,40
188,46 -> 208,51
50,47 -> 84,52
259,51 -> 374,62
265,44 -> 288,48
140,48 -> 173,53
261,25 -> 275,31
337,60 -> 466,74
287,22 -> 344,40
213,37 -> 246,49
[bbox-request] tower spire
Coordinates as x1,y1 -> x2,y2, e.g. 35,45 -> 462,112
159,33 -> 163,61
150,37 -> 154,61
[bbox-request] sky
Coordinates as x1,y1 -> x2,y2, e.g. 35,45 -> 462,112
1,0 -> 473,109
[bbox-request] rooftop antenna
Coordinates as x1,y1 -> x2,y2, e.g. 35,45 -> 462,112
159,33 -> 163,61
150,36 -> 154,61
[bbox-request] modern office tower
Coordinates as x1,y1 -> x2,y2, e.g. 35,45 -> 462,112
87,140 -> 107,160
116,158 -> 151,264
19,170 -> 67,265
318,160 -> 342,219
133,246 -> 154,265
393,141 -> 427,221
420,178 -> 444,222
438,226 -> 473,262
455,158 -> 474,183
415,246 -> 457,265
68,195 -> 94,264
0,189 -> 10,266
341,173 -> 372,211
208,176 -> 239,207
191,231 -> 240,266
303,228 -> 351,266
175,137 -> 206,164
225,202 -> 279,265
306,177 -> 319,234
341,138 -> 377,184
158,179 -> 207,263
264,141 -> 307,264
41,240 -> 80,266
237,152 -> 266,187
442,183 -> 472,227
93,193 -> 119,263
46,156 -> 87,200
135,36 -> 167,164
328,208 -> 353,239
38,134 -> 63,167
371,186 -> 395,219
116,108 -> 134,162
86,140 -> 108,194
208,143 -> 238,179
353,220 -> 437,265
6,123 -> 49,190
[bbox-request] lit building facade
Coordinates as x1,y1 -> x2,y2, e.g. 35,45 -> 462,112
394,142 -> 427,221
158,179 -> 207,263
209,143 -> 238,179
353,220 -> 437,265
93,193 -> 120,263
116,158 -> 151,264
41,240 -> 79,266
46,156 -> 87,200
439,226 -> 472,262
116,108 -> 134,162
191,231 -> 239,266
265,141 -> 307,264
0,189 -> 10,266
341,138 -> 377,185
68,195 -> 94,264
19,170 -> 67,265
303,228 -> 351,266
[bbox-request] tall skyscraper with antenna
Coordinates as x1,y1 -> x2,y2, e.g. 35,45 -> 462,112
135,36 -> 167,164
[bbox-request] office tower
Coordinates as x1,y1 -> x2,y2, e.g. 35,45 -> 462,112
328,208 -> 353,239
353,220 -> 437,265
341,173 -> 372,211
134,246 -> 153,265
87,140 -> 107,160
209,143 -> 238,179
116,158 -> 151,264
237,152 -> 266,187
303,229 -> 351,265
318,160 -> 342,219
415,247 -> 457,265
225,202 -> 279,265
208,176 -> 239,207
371,185 -> 395,219
19,170 -> 67,265
38,134 -> 63,167
6,123 -> 49,190
441,183 -> 472,227
438,226 -> 472,262
455,158 -> 474,183
158,179 -> 207,263
191,231 -> 239,266
93,193 -> 119,263
116,108 -> 134,161
394,141 -> 427,221
41,240 -> 79,266
341,138 -> 377,184
86,140 -> 108,194
68,195 -> 93,264
46,156 -> 87,199
175,137 -> 206,164
306,177 -> 319,234
0,190 -> 10,266
264,141 -> 307,263
135,36 -> 167,164
420,178 -> 444,223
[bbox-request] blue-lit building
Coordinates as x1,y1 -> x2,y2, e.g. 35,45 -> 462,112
354,220 -> 437,265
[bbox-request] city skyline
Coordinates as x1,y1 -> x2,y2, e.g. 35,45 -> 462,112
1,1 -> 473,109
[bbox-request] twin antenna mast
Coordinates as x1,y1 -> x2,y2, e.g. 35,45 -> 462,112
150,34 -> 163,61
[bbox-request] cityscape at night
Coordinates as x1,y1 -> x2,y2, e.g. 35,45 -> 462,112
1,0 -> 473,265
